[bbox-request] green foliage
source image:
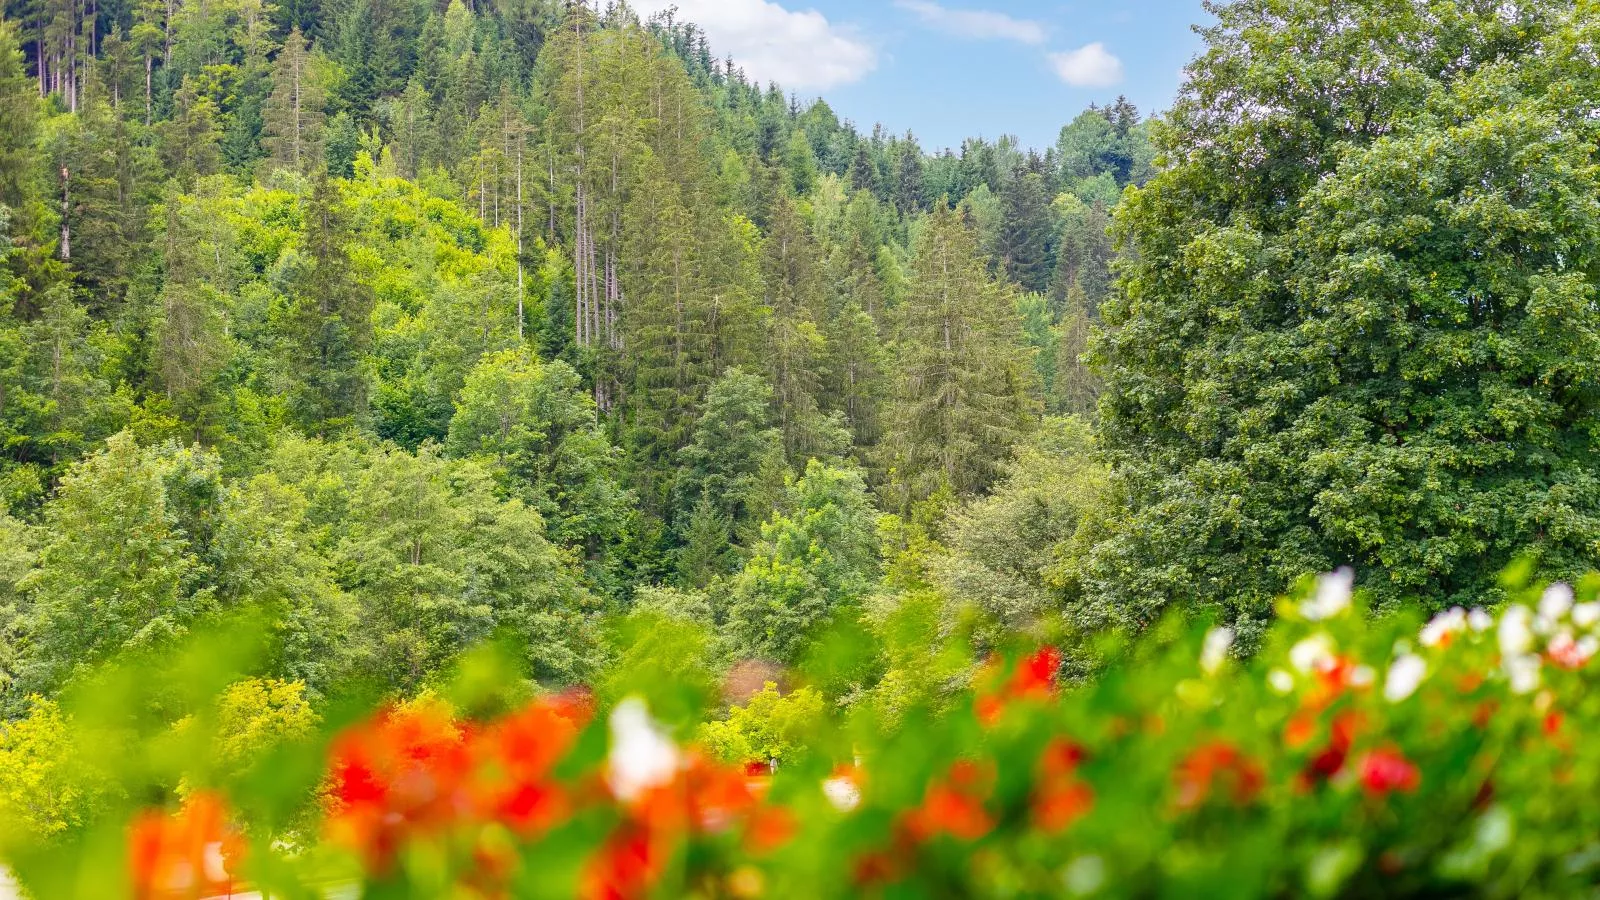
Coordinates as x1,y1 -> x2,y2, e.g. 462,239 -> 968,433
11,434 -> 226,699
1090,0 -> 1600,636
672,368 -> 784,552
931,417 -> 1107,630
259,435 -> 595,689
0,698 -> 107,840
882,205 -> 1039,509
725,460 -> 879,663
698,681 -> 824,766
446,349 -> 633,586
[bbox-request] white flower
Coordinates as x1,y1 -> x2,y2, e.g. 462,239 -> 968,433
1349,665 -> 1376,689
1420,608 -> 1466,648
1200,627 -> 1235,676
1289,634 -> 1337,674
822,775 -> 861,811
1468,608 -> 1494,632
1499,605 -> 1534,658
1301,568 -> 1355,620
1548,631 -> 1598,669
606,697 -> 680,802
1062,855 -> 1106,896
1572,602 -> 1600,629
1504,654 -> 1542,695
1268,669 -> 1295,695
1384,654 -> 1427,702
1540,583 -> 1575,620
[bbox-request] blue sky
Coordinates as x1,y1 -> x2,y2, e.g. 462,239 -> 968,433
630,0 -> 1212,153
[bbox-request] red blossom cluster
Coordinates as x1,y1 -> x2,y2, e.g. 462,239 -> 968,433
113,625 -> 1497,898
584,750 -> 794,900
128,792 -> 244,900
324,697 -> 583,874
975,646 -> 1063,725
1032,738 -> 1094,832
1173,741 -> 1264,810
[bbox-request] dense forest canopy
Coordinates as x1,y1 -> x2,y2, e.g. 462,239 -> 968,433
0,0 -> 1595,725
0,0 -> 1162,708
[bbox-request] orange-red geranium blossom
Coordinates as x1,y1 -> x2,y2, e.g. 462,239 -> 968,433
1174,741 -> 1264,810
324,697 -> 583,872
902,760 -> 996,842
1359,748 -> 1421,796
977,646 -> 1063,725
128,792 -> 243,900
1032,738 -> 1094,832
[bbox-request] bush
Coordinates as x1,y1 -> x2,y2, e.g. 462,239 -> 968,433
8,569 -> 1600,897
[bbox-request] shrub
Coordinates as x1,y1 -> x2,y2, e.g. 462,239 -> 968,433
10,569 -> 1600,897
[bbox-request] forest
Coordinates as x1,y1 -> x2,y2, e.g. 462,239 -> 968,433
0,0 -> 1599,896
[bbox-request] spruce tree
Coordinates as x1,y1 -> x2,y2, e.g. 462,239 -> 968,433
0,20 -> 38,217
882,205 -> 1039,508
153,184 -> 230,439
1053,280 -> 1097,416
760,192 -> 836,464
286,177 -> 373,434
261,27 -> 325,175
997,168 -> 1052,294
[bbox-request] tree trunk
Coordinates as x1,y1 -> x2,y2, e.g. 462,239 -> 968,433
59,166 -> 71,260
516,134 -> 525,341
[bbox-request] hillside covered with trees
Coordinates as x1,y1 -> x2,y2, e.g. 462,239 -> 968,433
0,0 -> 1160,702
1,0 -> 1600,894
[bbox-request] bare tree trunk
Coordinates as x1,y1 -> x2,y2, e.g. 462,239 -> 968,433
59,166 -> 71,260
516,132 -> 525,341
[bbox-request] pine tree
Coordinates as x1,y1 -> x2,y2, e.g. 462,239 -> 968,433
58,73 -> 157,308
161,78 -> 223,183
675,491 -> 732,589
892,133 -> 924,217
760,192 -> 836,464
998,168 -> 1052,294
820,299 -> 885,457
153,184 -> 230,438
882,205 -> 1039,508
285,177 -> 373,434
848,144 -> 875,195
1050,195 -> 1112,312
261,27 -> 325,175
0,19 -> 40,264
673,368 -> 784,547
1052,280 -> 1098,416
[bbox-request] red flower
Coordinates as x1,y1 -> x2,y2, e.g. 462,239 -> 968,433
1359,749 -> 1420,796
1174,741 -> 1264,810
743,805 -> 798,855
582,825 -> 662,900
1032,739 -> 1094,832
976,647 -> 1062,725
901,760 -> 995,843
128,793 -> 243,900
324,696 -> 583,873
1298,711 -> 1364,787
1014,647 -> 1064,698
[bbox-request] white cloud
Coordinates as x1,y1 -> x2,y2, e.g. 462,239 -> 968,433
1048,42 -> 1125,87
630,0 -> 877,91
893,0 -> 1047,45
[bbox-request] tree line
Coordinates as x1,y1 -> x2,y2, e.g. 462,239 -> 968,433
4,0 -> 1592,713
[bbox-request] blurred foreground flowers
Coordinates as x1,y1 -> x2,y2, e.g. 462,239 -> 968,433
9,569 -> 1600,897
